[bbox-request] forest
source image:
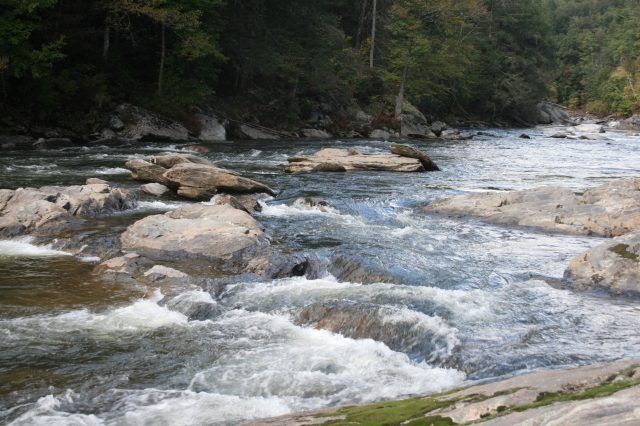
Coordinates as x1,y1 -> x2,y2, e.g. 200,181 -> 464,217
1,0 -> 639,131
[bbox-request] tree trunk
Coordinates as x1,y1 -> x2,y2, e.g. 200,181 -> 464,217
355,0 -> 369,49
395,65 -> 408,120
158,22 -> 165,95
369,0 -> 377,69
103,23 -> 110,63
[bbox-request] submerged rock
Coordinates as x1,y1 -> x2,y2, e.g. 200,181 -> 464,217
0,184 -> 136,237
284,147 -> 429,173
564,232 -> 640,296
120,204 -> 270,274
425,178 -> 640,237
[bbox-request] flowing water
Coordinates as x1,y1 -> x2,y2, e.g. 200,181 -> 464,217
1,128 -> 640,425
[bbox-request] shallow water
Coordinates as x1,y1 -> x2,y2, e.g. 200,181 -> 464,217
1,127 -> 640,425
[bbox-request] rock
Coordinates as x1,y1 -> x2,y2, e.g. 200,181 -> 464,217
120,204 -> 271,274
570,123 -> 605,133
301,128 -> 332,139
152,152 -> 213,169
163,162 -> 276,200
162,292 -> 223,321
519,133 -> 531,139
140,183 -> 170,197
184,145 -> 210,153
109,115 -> 125,131
564,232 -> 640,296
125,159 -> 171,186
284,148 -> 425,173
211,194 -> 265,214
0,135 -> 36,150
296,301 -> 454,361
618,114 -> 640,131
328,256 -> 398,284
430,121 -> 448,136
441,129 -> 473,140
194,113 -> 226,141
86,178 -> 108,185
424,178 -> 640,237
389,144 -> 440,171
95,253 -> 148,276
100,128 -> 117,140
143,265 -> 188,282
113,104 -> 189,141
354,110 -> 371,123
536,101 -> 575,125
551,132 -> 569,138
236,124 -> 281,140
400,122 -> 437,139
32,137 -> 75,149
369,129 -> 392,140
0,184 -> 136,237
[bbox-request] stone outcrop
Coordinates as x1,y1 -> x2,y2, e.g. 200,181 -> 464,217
564,232 -> 640,296
110,104 -> 189,141
125,153 -> 276,200
120,204 -> 270,274
194,113 -> 226,141
301,128 -> 332,139
425,178 -> 640,237
535,101 -> 576,125
0,184 -> 136,237
235,124 -> 282,140
284,147 -> 439,173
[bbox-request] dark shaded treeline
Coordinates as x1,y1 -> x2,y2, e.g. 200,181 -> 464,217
0,0 -> 638,132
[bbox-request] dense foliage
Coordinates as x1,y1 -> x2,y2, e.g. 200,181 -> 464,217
0,0 -> 638,129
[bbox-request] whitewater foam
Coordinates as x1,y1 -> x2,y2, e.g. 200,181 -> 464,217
0,237 -> 72,257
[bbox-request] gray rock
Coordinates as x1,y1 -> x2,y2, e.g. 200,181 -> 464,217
152,152 -> 213,169
113,104 -> 189,141
163,162 -> 276,200
237,124 -> 281,140
120,204 -> 271,274
0,184 -> 136,237
425,178 -> 640,237
536,101 -> 575,125
86,178 -> 109,185
140,183 -> 170,197
195,113 -> 226,141
430,121 -> 448,136
301,128 -> 332,139
143,265 -> 188,282
618,114 -> 640,131
569,123 -> 605,134
564,232 -> 640,296
284,148 -> 424,173
389,143 -> 440,171
125,159 -> 171,186
0,135 -> 36,150
369,129 -> 392,140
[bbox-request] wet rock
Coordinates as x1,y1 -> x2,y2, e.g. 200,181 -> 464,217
301,128 -> 332,139
296,301 -> 455,361
194,113 -> 226,141
519,133 -> 531,139
86,178 -> 108,185
152,152 -> 214,168
211,193 -> 266,214
33,137 -> 75,149
389,144 -> 440,171
140,183 -> 170,197
164,162 -> 276,200
570,123 -> 605,134
95,253 -> 148,276
236,124 -> 281,140
550,132 -> 569,138
430,121 -> 448,136
284,148 -> 425,173
112,104 -> 189,141
425,178 -> 640,237
143,265 -> 188,282
120,204 -> 271,274
163,292 -> 224,321
441,129 -> 473,140
0,135 -> 36,150
328,256 -> 398,284
125,159 -> 171,186
292,197 -> 334,213
369,129 -> 392,140
184,145 -> 210,153
618,114 -> 640,131
564,232 -> 640,296
0,184 -> 137,237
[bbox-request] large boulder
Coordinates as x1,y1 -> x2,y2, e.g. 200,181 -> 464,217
0,184 -> 136,237
425,178 -> 640,237
301,128 -> 332,139
369,129 -> 393,140
126,154 -> 275,200
564,232 -> 640,296
120,204 -> 270,274
236,124 -> 281,140
163,163 -> 276,200
284,148 -> 427,173
536,102 -> 576,125
111,104 -> 189,141
569,123 -> 605,134
618,114 -> 640,131
389,144 -> 440,171
194,113 -> 226,141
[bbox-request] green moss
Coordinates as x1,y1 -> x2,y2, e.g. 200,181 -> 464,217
608,244 -> 639,261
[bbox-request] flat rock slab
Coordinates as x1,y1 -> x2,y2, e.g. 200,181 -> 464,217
0,184 -> 136,237
564,232 -> 640,296
284,148 -> 427,173
424,178 -> 640,237
120,204 -> 270,274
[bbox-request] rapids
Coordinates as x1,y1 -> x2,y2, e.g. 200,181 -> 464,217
1,127 -> 640,425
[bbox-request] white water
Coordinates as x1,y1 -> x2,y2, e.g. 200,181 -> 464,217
0,237 -> 71,257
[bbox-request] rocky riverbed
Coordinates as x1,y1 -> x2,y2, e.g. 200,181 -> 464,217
1,126 -> 640,425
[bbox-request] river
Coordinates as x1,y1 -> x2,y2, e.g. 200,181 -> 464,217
1,127 -> 640,425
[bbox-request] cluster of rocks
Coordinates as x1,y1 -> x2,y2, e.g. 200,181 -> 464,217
284,144 -> 439,173
125,153 -> 275,201
424,178 -> 640,296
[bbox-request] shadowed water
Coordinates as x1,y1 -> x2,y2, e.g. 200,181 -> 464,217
1,128 -> 640,425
